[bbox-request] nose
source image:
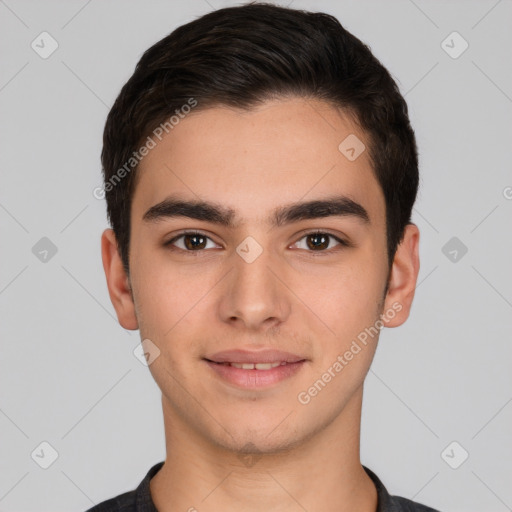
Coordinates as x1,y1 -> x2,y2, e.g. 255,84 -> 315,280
217,242 -> 291,332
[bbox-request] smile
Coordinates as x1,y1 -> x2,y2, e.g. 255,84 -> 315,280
204,359 -> 306,388
213,361 -> 288,370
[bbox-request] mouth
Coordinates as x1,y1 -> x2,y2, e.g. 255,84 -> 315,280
203,349 -> 307,388
205,360 -> 301,370
204,349 -> 306,365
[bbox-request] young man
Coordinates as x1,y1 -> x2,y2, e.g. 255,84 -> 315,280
91,2 -> 439,511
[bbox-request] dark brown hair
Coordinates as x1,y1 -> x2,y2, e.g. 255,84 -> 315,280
101,1 -> 418,275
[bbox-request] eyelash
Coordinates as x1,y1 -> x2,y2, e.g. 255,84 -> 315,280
163,230 -> 350,256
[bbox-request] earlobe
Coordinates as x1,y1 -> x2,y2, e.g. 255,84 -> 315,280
382,223 -> 420,328
101,228 -> 139,330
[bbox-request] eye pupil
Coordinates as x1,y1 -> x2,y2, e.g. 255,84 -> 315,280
307,233 -> 329,250
184,234 -> 207,250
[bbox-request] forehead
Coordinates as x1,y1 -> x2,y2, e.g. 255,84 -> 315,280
132,97 -> 385,228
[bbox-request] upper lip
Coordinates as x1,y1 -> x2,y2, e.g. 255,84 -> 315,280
205,349 -> 306,364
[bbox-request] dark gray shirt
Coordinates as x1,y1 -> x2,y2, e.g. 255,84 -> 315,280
85,461 -> 440,511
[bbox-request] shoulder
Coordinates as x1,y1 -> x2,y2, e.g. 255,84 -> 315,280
387,494 -> 441,512
84,490 -> 136,511
363,466 -> 441,512
83,461 -> 164,512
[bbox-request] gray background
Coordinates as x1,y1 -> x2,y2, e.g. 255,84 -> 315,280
1,0 -> 511,510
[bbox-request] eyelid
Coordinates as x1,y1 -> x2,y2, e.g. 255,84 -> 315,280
164,229 -> 350,253
290,229 -> 351,252
164,230 -> 222,248
293,229 -> 349,244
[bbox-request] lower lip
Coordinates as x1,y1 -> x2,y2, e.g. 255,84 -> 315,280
205,360 -> 306,388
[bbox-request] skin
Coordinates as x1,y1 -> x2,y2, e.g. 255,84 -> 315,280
102,97 -> 420,512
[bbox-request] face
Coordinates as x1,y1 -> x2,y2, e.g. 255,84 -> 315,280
102,97 -> 419,454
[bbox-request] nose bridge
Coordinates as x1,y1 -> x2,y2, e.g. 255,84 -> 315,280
218,236 -> 290,329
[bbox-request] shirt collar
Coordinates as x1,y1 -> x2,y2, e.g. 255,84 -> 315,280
134,461 -> 402,512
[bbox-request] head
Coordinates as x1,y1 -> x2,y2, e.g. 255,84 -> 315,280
101,2 -> 420,455
102,2 -> 418,276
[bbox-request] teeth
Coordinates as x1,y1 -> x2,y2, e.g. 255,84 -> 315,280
255,362 -> 282,370
229,361 -> 283,370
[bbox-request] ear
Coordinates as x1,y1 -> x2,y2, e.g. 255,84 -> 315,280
101,228 -> 139,330
382,223 -> 420,327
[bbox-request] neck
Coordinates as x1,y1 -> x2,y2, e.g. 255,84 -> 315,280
150,386 -> 377,512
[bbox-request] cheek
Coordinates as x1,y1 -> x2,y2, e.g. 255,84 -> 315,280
305,259 -> 386,375
319,253 -> 385,322
298,265 -> 385,410
134,271 -> 200,338
130,249 -> 225,362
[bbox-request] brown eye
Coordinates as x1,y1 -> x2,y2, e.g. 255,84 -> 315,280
293,231 -> 347,252
165,232 -> 217,251
306,233 -> 330,250
183,233 -> 207,250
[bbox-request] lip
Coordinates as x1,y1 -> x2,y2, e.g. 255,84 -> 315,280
204,349 -> 307,389
205,360 -> 306,389
205,349 -> 305,364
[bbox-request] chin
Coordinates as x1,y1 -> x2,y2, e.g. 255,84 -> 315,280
206,421 -> 310,458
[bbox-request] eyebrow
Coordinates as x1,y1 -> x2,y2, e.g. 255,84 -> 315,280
142,194 -> 370,228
